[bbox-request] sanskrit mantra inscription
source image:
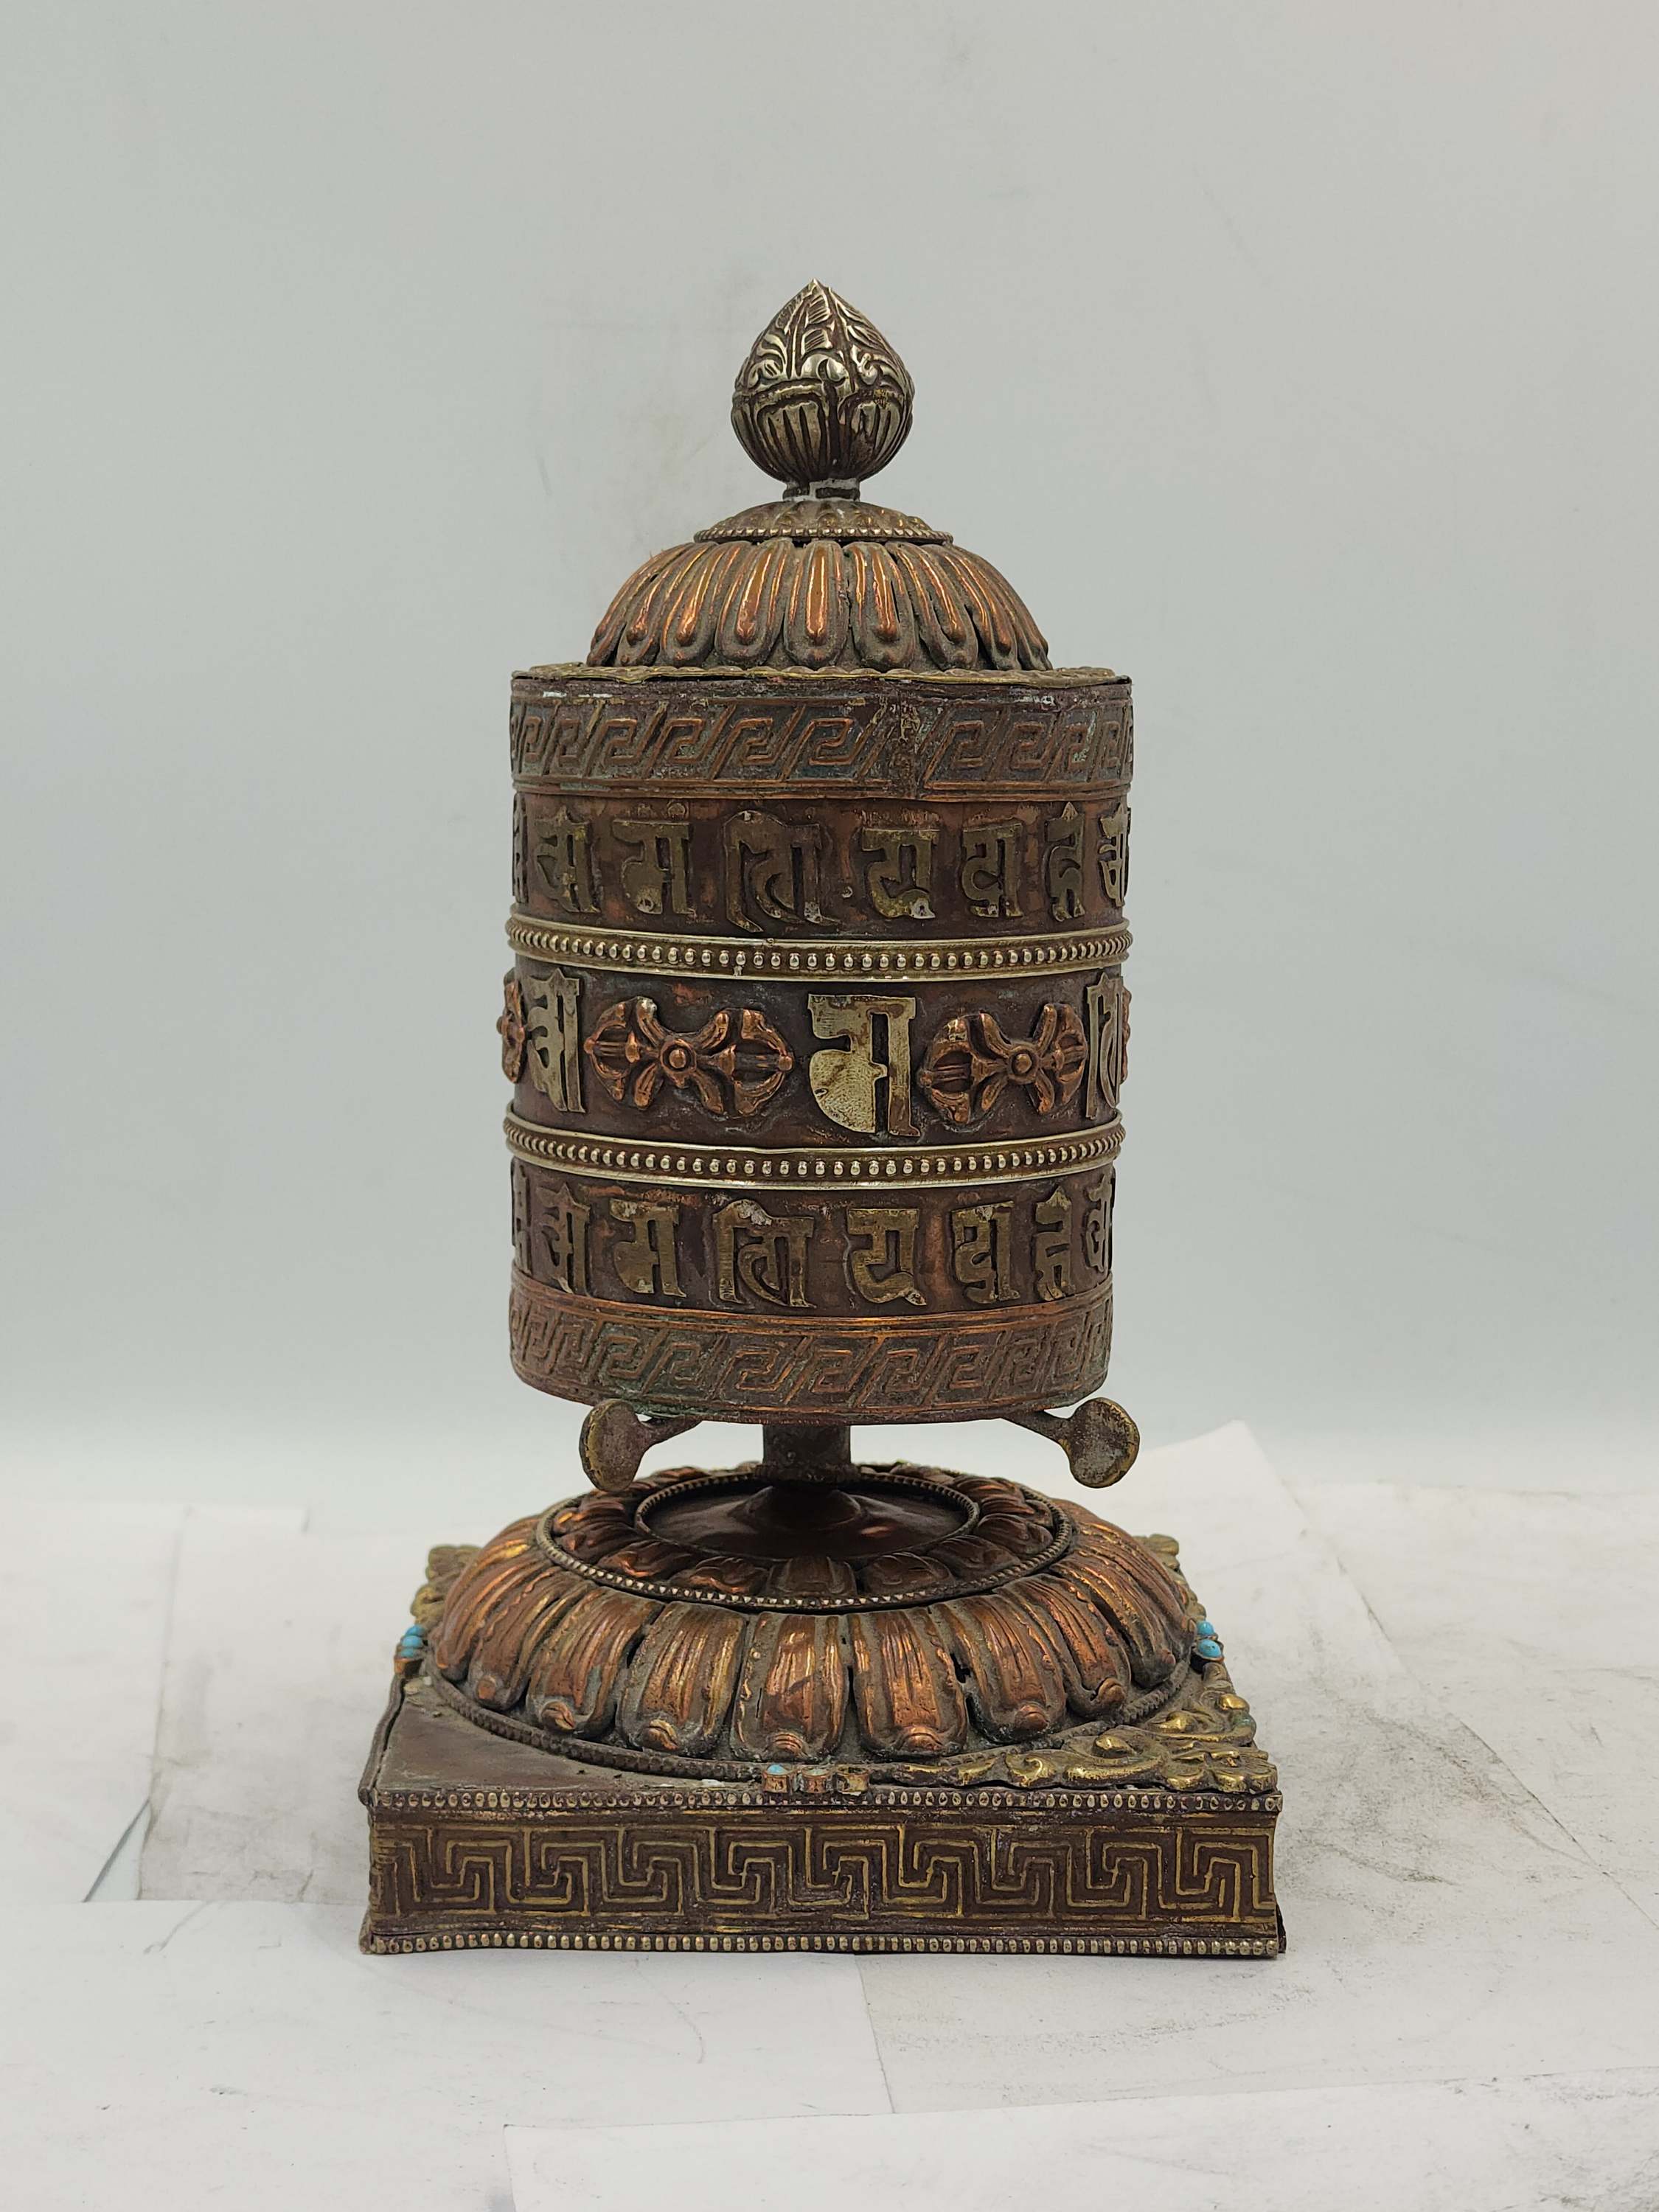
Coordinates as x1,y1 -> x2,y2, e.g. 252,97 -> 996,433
511,1165 -> 1115,1315
512,800 -> 1131,933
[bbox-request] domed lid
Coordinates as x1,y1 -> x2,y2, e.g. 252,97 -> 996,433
587,282 -> 1049,675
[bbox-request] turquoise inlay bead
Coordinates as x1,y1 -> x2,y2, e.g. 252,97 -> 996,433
1196,1618 -> 1216,1637
1195,1638 -> 1223,1660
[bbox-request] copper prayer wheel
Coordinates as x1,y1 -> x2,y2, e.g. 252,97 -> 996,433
364,287 -> 1282,1956
369,278 -> 1280,1832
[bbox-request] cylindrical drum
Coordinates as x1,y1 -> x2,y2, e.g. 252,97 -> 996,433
501,664 -> 1130,1425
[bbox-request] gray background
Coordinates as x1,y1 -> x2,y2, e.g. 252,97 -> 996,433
4,1 -> 1655,1518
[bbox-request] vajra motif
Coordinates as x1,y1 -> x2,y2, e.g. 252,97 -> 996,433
497,973 -> 528,1081
585,997 -> 793,1119
919,1004 -> 1088,1125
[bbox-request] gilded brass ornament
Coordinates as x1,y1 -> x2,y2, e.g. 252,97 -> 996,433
504,914 -> 1135,980
731,279 -> 915,493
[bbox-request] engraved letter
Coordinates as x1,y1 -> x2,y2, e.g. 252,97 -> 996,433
524,966 -> 584,1113
1044,803 -> 1086,923
613,816 -> 692,918
609,1196 -> 683,1299
725,811 -> 828,934
1084,975 -> 1128,1121
844,1206 -> 924,1307
538,1181 -> 591,1295
510,1158 -> 533,1274
1032,1185 -> 1073,1303
535,810 -> 599,915
1097,797 -> 1130,909
859,825 -> 936,921
951,1203 -> 1017,1306
807,995 -> 917,1139
714,1199 -> 814,1309
960,821 -> 1025,919
1082,1172 -> 1115,1279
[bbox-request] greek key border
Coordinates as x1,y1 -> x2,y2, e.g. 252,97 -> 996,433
504,1113 -> 1124,1190
361,1742 -> 1283,1958
507,911 -> 1131,981
508,1270 -> 1113,1420
509,674 -> 1132,796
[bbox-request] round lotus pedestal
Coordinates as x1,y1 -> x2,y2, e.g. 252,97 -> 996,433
422,1464 -> 1198,1784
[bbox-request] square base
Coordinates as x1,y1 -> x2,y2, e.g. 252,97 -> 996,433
361,1669 -> 1284,1960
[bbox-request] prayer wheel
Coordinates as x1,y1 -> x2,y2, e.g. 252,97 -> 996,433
361,288 -> 1282,1959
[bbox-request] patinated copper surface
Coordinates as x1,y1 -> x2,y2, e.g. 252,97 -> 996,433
362,285 -> 1281,1955
504,664 -> 1130,1424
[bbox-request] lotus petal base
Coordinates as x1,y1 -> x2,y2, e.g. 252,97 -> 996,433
414,1464 -> 1228,1781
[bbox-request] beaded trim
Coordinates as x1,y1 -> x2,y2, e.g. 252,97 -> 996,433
507,911 -> 1130,981
363,1924 -> 1282,1958
503,1114 -> 1123,1190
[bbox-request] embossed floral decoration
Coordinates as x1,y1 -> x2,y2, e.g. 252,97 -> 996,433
497,973 -> 527,1080
919,1004 -> 1088,1124
585,997 -> 793,1119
